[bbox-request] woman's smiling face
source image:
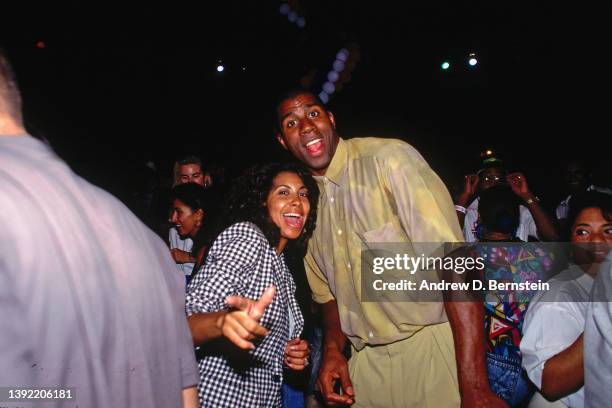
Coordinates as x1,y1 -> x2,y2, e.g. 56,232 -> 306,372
266,171 -> 311,251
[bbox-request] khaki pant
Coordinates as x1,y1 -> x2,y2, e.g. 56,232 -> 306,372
348,322 -> 460,408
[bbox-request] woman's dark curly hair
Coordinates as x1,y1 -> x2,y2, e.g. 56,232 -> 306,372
219,162 -> 319,253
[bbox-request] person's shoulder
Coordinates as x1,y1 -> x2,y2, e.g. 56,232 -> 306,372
535,267 -> 590,304
347,137 -> 415,155
216,221 -> 267,244
347,137 -> 425,167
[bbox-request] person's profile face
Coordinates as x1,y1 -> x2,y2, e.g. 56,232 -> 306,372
565,162 -> 587,192
265,171 -> 311,245
169,199 -> 203,239
571,207 -> 612,266
178,164 -> 205,186
276,93 -> 339,176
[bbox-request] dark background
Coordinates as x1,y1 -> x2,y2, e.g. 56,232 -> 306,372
2,0 -> 609,215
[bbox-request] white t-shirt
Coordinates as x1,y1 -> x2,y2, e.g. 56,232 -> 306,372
584,256 -> 612,408
521,265 -> 593,408
463,197 -> 538,242
169,226 -> 195,275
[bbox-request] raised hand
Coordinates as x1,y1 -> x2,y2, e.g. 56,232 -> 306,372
506,172 -> 531,199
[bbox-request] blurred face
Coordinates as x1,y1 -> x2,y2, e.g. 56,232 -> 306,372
565,162 -> 587,193
276,93 -> 339,176
479,167 -> 507,191
266,172 -> 311,249
178,164 -> 205,186
571,207 -> 612,265
170,199 -> 203,239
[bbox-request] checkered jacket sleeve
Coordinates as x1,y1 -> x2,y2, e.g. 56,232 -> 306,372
185,223 -> 265,316
184,221 -> 303,407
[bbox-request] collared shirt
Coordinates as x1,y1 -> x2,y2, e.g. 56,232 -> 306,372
304,137 -> 463,349
169,226 -> 196,275
186,222 -> 304,408
521,265 -> 594,408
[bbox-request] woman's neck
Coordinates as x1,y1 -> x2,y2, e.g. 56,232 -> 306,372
276,237 -> 288,255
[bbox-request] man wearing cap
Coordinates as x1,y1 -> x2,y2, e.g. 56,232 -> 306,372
455,152 -> 558,242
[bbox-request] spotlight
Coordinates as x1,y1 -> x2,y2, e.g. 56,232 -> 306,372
468,53 -> 478,67
297,17 -> 306,28
279,3 -> 290,15
327,71 -> 339,83
441,61 -> 450,70
216,64 -> 224,73
336,49 -> 349,62
333,60 -> 345,72
323,82 -> 335,94
318,91 -> 329,104
288,11 -> 298,22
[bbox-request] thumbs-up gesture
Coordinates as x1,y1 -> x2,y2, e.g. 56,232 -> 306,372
218,286 -> 276,350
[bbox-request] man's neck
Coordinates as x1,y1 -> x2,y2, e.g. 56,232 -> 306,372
0,116 -> 26,136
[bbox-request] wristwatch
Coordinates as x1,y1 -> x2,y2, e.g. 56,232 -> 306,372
525,196 -> 540,205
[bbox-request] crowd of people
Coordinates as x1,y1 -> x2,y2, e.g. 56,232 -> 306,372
1,47 -> 611,408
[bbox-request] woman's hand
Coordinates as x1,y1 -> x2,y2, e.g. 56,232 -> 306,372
216,286 -> 276,350
170,248 -> 195,264
284,338 -> 310,370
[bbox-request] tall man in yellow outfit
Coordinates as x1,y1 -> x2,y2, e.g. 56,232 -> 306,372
276,90 -> 506,408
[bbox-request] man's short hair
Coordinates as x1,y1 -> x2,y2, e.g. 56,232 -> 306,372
274,88 -> 325,132
172,155 -> 203,186
0,49 -> 23,125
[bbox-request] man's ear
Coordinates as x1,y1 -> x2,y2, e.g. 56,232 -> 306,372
276,133 -> 288,150
327,111 -> 336,129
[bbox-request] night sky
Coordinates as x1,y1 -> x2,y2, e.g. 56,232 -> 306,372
2,1 -> 609,214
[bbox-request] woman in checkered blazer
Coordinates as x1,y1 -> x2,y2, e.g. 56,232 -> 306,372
185,163 -> 319,407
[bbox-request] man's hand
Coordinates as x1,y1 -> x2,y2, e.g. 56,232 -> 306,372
216,286 -> 276,350
170,248 -> 195,264
458,174 -> 479,206
317,348 -> 355,406
506,172 -> 531,200
284,338 -> 310,370
461,389 -> 508,408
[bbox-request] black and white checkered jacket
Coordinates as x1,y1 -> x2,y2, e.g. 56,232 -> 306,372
185,222 -> 304,408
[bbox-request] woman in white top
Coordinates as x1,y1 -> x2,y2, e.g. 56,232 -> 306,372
521,192 -> 612,407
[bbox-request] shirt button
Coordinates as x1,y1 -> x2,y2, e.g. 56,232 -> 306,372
368,331 -> 374,338
347,263 -> 351,269
337,229 -> 343,235
330,197 -> 334,203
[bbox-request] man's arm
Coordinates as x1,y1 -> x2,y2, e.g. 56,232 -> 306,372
456,174 -> 479,228
316,300 -> 355,406
507,173 -> 559,241
182,386 -> 199,408
445,300 -> 507,407
383,143 -> 504,406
